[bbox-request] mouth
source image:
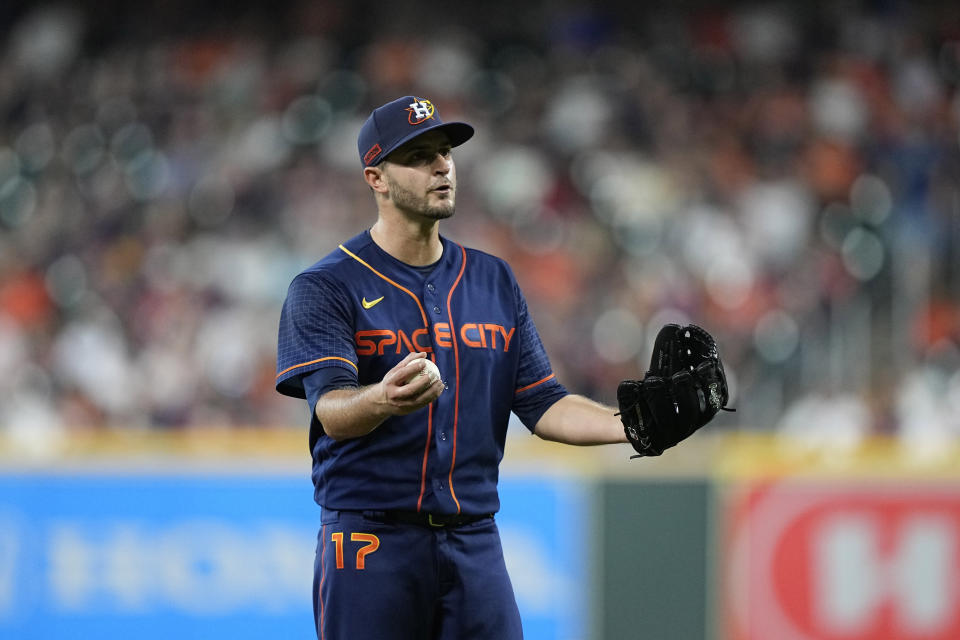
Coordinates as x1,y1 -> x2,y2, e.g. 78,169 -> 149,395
431,183 -> 453,194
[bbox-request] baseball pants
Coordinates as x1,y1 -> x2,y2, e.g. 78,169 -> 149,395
313,509 -> 523,639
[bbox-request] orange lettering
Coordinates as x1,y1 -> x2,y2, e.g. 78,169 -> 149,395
499,326 -> 516,352
412,328 -> 432,353
376,332 -> 396,355
461,323 -> 483,348
358,324 -> 514,354
434,322 -> 452,348
355,329 -> 394,356
484,324 -> 502,350
396,329 -> 417,354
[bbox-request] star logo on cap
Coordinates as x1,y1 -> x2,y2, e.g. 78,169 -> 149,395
406,99 -> 435,125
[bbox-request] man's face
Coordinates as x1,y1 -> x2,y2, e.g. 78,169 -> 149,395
380,130 -> 456,220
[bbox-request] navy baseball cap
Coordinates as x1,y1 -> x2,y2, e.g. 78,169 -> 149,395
357,96 -> 474,167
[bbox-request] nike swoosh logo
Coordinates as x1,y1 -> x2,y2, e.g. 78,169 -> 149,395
361,296 -> 385,309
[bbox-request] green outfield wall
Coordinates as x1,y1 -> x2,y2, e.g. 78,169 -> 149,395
593,480 -> 712,640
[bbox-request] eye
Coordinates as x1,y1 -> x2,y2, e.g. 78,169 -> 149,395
411,151 -> 429,162
397,146 -> 452,165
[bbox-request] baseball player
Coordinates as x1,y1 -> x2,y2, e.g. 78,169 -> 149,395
275,96 -> 728,639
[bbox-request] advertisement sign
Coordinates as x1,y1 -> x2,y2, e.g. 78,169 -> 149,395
0,471 -> 584,640
0,473 -> 319,640
723,480 -> 960,640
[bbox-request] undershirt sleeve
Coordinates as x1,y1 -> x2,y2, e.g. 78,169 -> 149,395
301,366 -> 359,446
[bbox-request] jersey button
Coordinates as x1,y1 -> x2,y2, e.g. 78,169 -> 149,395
439,432 -> 447,441
427,283 -> 436,293
432,305 -> 441,314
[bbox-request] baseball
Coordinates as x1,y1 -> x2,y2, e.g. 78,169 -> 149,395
406,359 -> 441,385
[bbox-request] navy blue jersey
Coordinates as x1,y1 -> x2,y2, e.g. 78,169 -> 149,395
276,230 -> 567,515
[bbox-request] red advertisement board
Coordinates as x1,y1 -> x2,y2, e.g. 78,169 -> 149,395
722,480 -> 960,640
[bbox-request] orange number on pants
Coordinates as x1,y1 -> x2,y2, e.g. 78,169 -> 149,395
330,532 -> 345,569
330,531 -> 380,570
351,533 -> 380,570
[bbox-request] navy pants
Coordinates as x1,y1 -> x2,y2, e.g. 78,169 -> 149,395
313,510 -> 523,640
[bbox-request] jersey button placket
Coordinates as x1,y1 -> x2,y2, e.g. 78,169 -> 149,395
423,280 -> 451,493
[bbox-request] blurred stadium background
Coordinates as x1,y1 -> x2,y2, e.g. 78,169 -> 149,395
1,1 -> 958,638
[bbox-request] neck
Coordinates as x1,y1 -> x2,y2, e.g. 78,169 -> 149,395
370,215 -> 443,266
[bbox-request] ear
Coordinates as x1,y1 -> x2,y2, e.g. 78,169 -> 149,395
363,166 -> 389,194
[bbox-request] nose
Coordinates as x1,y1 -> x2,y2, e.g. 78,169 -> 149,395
432,153 -> 451,175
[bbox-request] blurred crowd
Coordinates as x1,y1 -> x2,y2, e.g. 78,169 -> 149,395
1,1 -> 959,455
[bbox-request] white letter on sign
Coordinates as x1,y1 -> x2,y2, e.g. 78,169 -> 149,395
815,514 -> 954,634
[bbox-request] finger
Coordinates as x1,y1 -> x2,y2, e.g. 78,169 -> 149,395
392,377 -> 444,414
385,354 -> 429,386
409,377 -> 445,405
389,362 -> 440,403
397,359 -> 432,387
395,351 -> 428,371
398,369 -> 434,396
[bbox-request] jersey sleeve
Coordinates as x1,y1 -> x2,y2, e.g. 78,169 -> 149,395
275,271 -> 359,399
510,280 -> 568,432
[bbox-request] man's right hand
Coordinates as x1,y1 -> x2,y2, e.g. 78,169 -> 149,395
316,352 -> 444,441
379,352 -> 445,415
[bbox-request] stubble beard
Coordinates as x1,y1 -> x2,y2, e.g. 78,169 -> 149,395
386,176 -> 455,221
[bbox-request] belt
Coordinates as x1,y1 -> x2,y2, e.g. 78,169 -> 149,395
362,510 -> 493,529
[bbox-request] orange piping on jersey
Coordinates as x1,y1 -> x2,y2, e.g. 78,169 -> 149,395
338,244 -> 429,326
445,245 -> 467,514
318,523 -> 327,640
516,373 -> 556,394
276,356 -> 358,379
416,401 -> 434,513
337,244 -> 438,512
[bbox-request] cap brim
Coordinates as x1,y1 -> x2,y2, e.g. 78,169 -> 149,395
377,121 -> 474,164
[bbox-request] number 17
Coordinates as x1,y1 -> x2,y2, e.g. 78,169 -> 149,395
330,532 -> 380,570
